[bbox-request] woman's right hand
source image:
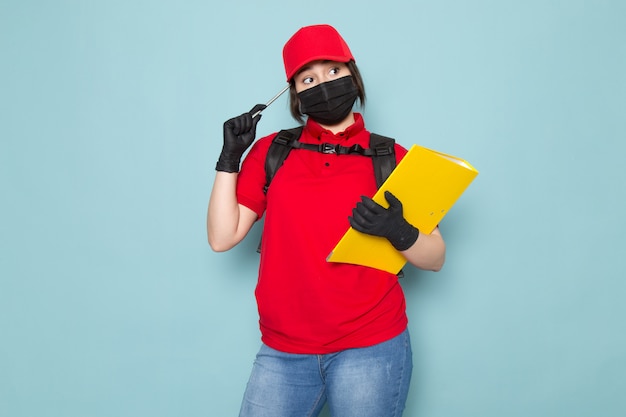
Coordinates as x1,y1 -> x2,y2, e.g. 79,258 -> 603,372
215,104 -> 266,172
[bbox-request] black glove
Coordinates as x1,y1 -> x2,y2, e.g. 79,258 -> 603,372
349,191 -> 419,251
216,104 -> 266,172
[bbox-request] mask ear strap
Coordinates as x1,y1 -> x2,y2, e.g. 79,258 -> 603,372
298,100 -> 304,118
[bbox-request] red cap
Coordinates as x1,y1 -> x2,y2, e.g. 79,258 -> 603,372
282,24 -> 355,81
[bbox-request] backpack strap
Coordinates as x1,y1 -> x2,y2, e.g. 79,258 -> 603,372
257,127 -> 303,253
264,126 -> 304,194
368,133 -> 396,188
368,133 -> 404,278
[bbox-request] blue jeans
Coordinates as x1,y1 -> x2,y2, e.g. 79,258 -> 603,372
238,328 -> 412,417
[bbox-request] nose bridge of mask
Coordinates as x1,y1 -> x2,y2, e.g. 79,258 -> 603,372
318,79 -> 336,101
321,76 -> 349,100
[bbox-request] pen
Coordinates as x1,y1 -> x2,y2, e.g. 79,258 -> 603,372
252,85 -> 290,118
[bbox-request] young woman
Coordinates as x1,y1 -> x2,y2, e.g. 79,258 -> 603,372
207,24 -> 445,417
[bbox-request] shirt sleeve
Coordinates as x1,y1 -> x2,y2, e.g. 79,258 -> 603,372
394,142 -> 409,163
236,134 -> 275,219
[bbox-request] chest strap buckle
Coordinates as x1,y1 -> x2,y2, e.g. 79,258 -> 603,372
320,143 -> 338,154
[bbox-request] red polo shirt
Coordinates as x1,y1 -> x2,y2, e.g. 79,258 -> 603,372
236,114 -> 409,354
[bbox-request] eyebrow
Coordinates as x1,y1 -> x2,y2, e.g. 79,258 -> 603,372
295,60 -> 332,77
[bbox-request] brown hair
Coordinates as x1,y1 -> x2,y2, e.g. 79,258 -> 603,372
288,61 -> 366,123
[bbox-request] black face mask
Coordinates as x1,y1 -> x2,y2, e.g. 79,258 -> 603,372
297,76 -> 359,125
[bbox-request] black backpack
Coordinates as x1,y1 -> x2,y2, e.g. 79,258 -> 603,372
263,126 -> 397,194
257,126 -> 403,276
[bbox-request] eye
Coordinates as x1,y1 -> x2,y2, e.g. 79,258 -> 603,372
303,76 -> 314,84
329,66 -> 341,76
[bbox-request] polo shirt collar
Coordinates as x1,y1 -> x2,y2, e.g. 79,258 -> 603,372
304,113 -> 365,142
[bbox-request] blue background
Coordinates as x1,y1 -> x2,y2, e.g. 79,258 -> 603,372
1,1 -> 625,416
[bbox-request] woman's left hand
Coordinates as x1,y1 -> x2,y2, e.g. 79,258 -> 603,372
349,191 -> 420,251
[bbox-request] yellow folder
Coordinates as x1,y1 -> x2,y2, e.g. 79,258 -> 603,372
326,144 -> 479,274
